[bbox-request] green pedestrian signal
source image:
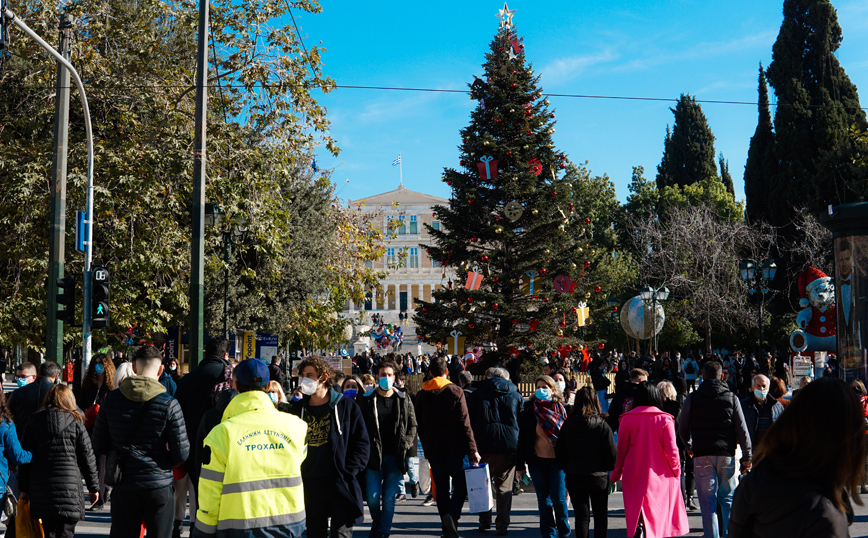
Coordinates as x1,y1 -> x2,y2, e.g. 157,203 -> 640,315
91,265 -> 110,328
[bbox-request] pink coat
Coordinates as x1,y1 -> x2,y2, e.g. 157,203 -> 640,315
610,406 -> 688,538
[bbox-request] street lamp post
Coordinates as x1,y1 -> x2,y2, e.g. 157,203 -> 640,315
206,203 -> 249,339
639,285 -> 670,355
739,259 -> 777,354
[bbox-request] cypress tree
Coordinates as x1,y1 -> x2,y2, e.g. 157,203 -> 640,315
656,94 -> 719,190
719,153 -> 734,196
744,64 -> 776,223
764,0 -> 866,226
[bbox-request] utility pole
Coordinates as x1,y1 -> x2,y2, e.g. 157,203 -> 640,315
45,13 -> 73,366
189,0 -> 209,370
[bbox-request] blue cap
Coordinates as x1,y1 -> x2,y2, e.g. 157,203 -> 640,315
235,359 -> 270,387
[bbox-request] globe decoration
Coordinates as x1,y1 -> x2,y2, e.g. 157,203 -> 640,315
619,295 -> 665,341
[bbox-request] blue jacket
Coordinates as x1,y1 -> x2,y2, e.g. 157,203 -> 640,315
466,377 -> 522,455
740,395 -> 784,448
159,371 -> 177,397
0,420 -> 31,489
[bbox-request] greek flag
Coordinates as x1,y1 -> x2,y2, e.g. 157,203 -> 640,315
392,154 -> 401,166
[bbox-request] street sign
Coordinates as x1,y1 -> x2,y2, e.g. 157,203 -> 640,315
75,210 -> 86,253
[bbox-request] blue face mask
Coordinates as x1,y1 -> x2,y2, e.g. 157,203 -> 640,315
291,394 -> 302,402
754,389 -> 768,400
535,387 -> 552,401
378,377 -> 394,391
268,392 -> 279,404
343,388 -> 358,400
94,364 -> 105,375
16,378 -> 28,388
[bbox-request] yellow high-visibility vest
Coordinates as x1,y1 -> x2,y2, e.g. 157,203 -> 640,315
195,390 -> 308,536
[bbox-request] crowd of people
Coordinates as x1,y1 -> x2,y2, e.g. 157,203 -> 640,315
0,342 -> 862,538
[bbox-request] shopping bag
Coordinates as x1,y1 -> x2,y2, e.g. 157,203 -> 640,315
15,500 -> 44,538
464,463 -> 494,513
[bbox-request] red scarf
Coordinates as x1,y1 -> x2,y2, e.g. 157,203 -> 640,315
533,399 -> 566,448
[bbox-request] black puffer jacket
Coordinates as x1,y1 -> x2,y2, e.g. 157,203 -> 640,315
92,376 -> 189,490
466,377 -> 522,455
679,379 -> 751,460
729,459 -> 852,538
555,415 -> 616,476
19,408 -> 98,521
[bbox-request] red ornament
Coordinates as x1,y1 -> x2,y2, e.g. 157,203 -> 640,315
551,191 -> 557,197
468,324 -> 475,329
561,154 -> 567,160
527,158 -> 543,176
540,268 -> 547,275
612,306 -> 618,313
462,138 -> 467,143
506,151 -> 512,155
467,297 -> 473,302
527,131 -> 533,136
492,277 -> 499,283
527,342 -> 533,347
481,255 -> 489,262
447,180 -> 452,185
559,320 -> 566,327
512,320 -> 519,324
595,286 -> 602,293
570,307 -> 577,313
543,297 -> 550,302
423,307 -> 429,312
584,218 -> 591,224
559,163 -> 566,169
468,199 -> 474,204
511,83 -> 516,88
460,160 -> 465,165
496,119 -> 501,123
568,203 -> 574,212
584,261 -> 591,268
471,237 -> 478,242
598,343 -> 606,350
432,213 -> 436,217
550,113 -> 555,118
492,303 -> 499,309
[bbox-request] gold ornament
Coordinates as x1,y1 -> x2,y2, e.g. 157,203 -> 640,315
544,249 -> 551,256
601,293 -> 608,299
523,145 -> 530,149
483,140 -> 490,146
580,228 -> 586,235
510,109 -> 515,113
584,292 -> 591,299
570,262 -> 577,270
531,208 -> 539,216
495,225 -> 503,234
558,224 -> 566,232
590,250 -> 596,256
578,247 -> 583,253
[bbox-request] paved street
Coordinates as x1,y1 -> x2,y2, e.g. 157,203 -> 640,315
23,477 -> 868,537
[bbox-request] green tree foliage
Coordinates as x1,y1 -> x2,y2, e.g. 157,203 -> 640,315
655,94 -> 719,191
719,154 -> 734,196
0,0 -> 377,349
414,22 -> 631,354
744,65 -> 776,223
764,0 -> 867,227
659,177 -> 744,223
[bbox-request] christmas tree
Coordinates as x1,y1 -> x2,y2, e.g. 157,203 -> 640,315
414,4 -> 611,360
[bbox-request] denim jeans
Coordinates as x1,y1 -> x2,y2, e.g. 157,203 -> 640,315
694,455 -> 738,538
366,455 -> 403,537
527,457 -> 571,538
597,390 -> 609,413
397,456 -> 419,495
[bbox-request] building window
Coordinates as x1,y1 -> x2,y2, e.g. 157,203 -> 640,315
386,248 -> 397,268
397,216 -> 406,235
409,248 -> 419,268
364,291 -> 373,311
432,255 -> 443,267
409,215 -> 418,234
431,220 -> 440,231
365,260 -> 373,269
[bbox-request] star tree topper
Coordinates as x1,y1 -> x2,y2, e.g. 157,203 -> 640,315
497,2 -> 516,29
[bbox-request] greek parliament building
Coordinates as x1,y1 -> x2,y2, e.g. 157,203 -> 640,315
344,185 -> 456,328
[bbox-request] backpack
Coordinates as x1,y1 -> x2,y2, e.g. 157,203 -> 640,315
685,361 -> 696,375
210,364 -> 233,407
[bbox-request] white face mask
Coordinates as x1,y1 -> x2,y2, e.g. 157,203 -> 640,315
300,376 -> 319,395
555,381 -> 566,393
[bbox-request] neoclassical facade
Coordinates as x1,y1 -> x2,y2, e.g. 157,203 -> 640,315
344,185 -> 456,325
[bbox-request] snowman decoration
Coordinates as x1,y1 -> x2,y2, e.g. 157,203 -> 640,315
790,266 -> 837,352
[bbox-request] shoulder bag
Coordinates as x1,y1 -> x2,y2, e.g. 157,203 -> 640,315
105,400 -> 152,486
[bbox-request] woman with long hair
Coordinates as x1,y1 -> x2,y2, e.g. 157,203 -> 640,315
610,383 -> 687,538
20,385 -> 98,538
555,386 -> 616,538
518,375 -> 570,538
73,353 -> 115,511
729,377 -> 866,537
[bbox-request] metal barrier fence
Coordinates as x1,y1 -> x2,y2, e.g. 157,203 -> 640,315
404,372 -> 617,398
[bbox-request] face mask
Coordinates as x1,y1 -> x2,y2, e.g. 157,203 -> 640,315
343,388 -> 358,400
363,385 -> 375,395
754,389 -> 768,400
378,377 -> 394,391
94,364 -> 105,375
268,392 -> 279,404
535,388 -> 552,401
16,378 -> 28,388
169,366 -> 177,371
555,381 -> 566,393
291,394 -> 302,402
299,376 -> 319,395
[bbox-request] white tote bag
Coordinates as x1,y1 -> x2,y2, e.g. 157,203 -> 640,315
464,463 -> 495,513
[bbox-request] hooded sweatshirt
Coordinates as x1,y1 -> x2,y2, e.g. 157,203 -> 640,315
92,375 -> 190,490
415,376 -> 477,460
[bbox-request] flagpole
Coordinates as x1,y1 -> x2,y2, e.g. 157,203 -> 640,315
399,152 -> 403,187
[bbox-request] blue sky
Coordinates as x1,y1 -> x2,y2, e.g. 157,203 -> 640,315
299,0 -> 868,204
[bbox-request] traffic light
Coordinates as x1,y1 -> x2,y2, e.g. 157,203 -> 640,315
56,275 -> 77,324
91,265 -> 110,328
